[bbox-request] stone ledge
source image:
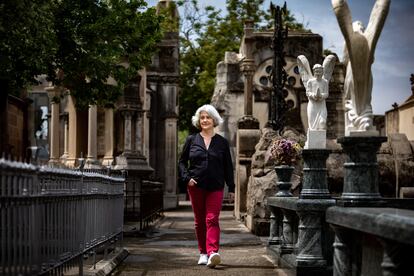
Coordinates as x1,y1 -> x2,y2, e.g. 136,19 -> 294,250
84,248 -> 129,276
326,207 -> 414,245
63,248 -> 129,276
267,197 -> 299,211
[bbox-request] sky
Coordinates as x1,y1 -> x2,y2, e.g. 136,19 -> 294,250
147,0 -> 414,115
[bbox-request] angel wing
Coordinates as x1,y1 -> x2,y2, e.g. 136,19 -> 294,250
322,54 -> 337,82
297,55 -> 312,90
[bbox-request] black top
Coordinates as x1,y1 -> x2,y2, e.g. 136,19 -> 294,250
178,133 -> 235,193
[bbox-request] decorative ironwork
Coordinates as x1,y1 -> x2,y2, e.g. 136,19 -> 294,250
268,2 -> 289,132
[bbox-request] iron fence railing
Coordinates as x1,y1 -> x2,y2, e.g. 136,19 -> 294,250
124,178 -> 163,231
0,157 -> 124,276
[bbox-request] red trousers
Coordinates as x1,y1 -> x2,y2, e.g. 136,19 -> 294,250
187,185 -> 224,255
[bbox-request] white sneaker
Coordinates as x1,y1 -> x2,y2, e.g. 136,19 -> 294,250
198,254 -> 208,265
207,252 -> 221,268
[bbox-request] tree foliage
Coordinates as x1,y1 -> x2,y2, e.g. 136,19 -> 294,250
177,0 -> 308,132
0,0 -> 57,95
0,0 -> 163,109
50,0 -> 163,109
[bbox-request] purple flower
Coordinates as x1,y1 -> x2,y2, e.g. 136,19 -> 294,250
270,138 -> 302,166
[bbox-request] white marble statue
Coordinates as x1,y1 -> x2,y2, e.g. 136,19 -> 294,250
297,55 -> 336,131
297,55 -> 336,148
332,0 -> 391,135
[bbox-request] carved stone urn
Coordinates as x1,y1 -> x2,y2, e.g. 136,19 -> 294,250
275,165 -> 294,197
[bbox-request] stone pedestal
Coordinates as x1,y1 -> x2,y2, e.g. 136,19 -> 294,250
114,109 -> 153,173
300,149 -> 331,199
305,130 -> 326,149
114,152 -> 153,173
235,127 -> 260,220
337,136 -> 387,206
295,148 -> 335,275
345,128 -> 379,137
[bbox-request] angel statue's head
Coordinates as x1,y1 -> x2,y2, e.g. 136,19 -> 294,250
352,21 -> 365,34
313,64 -> 323,79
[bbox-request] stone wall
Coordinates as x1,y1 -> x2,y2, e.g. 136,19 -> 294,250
385,108 -> 399,134
7,95 -> 28,159
399,102 -> 414,140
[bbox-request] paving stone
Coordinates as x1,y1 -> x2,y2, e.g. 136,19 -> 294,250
112,205 -> 294,276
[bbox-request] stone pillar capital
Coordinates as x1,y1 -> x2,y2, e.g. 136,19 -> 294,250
237,115 -> 260,129
243,19 -> 255,37
240,59 -> 256,75
60,111 -> 69,120
120,109 -> 135,119
45,86 -> 63,103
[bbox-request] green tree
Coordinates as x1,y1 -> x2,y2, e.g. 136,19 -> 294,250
50,0 -> 163,109
177,0 -> 307,132
0,0 -> 163,109
0,0 -> 57,95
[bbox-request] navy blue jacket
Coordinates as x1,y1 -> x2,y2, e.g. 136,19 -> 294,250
178,133 -> 235,193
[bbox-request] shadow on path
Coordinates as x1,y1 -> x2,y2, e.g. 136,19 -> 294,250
112,202 -> 293,276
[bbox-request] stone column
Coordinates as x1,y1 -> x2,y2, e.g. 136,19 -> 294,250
236,20 -> 260,222
268,206 -> 282,245
296,210 -> 326,267
337,136 -> 387,206
46,86 -> 60,165
123,110 -> 133,153
85,105 -> 100,168
134,111 -> 143,154
102,108 -> 114,166
331,225 -> 352,276
241,58 -> 256,116
242,19 -> 255,110
163,117 -> 178,209
60,112 -> 69,160
281,209 -> 296,254
65,95 -> 78,167
379,238 -> 408,276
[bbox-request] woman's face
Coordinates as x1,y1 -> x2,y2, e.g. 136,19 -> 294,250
199,111 -> 214,131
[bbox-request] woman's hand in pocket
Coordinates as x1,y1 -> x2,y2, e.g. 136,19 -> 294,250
188,178 -> 197,187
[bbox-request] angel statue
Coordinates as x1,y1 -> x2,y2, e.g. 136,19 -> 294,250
297,55 -> 336,148
332,0 -> 390,135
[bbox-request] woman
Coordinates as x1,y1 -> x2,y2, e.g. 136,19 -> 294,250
178,104 -> 235,268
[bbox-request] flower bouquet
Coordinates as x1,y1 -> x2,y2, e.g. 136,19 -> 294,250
269,138 -> 302,166
269,138 -> 302,197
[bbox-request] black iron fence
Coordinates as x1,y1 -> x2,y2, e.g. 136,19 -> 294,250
0,157 -> 124,275
124,177 -> 163,231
